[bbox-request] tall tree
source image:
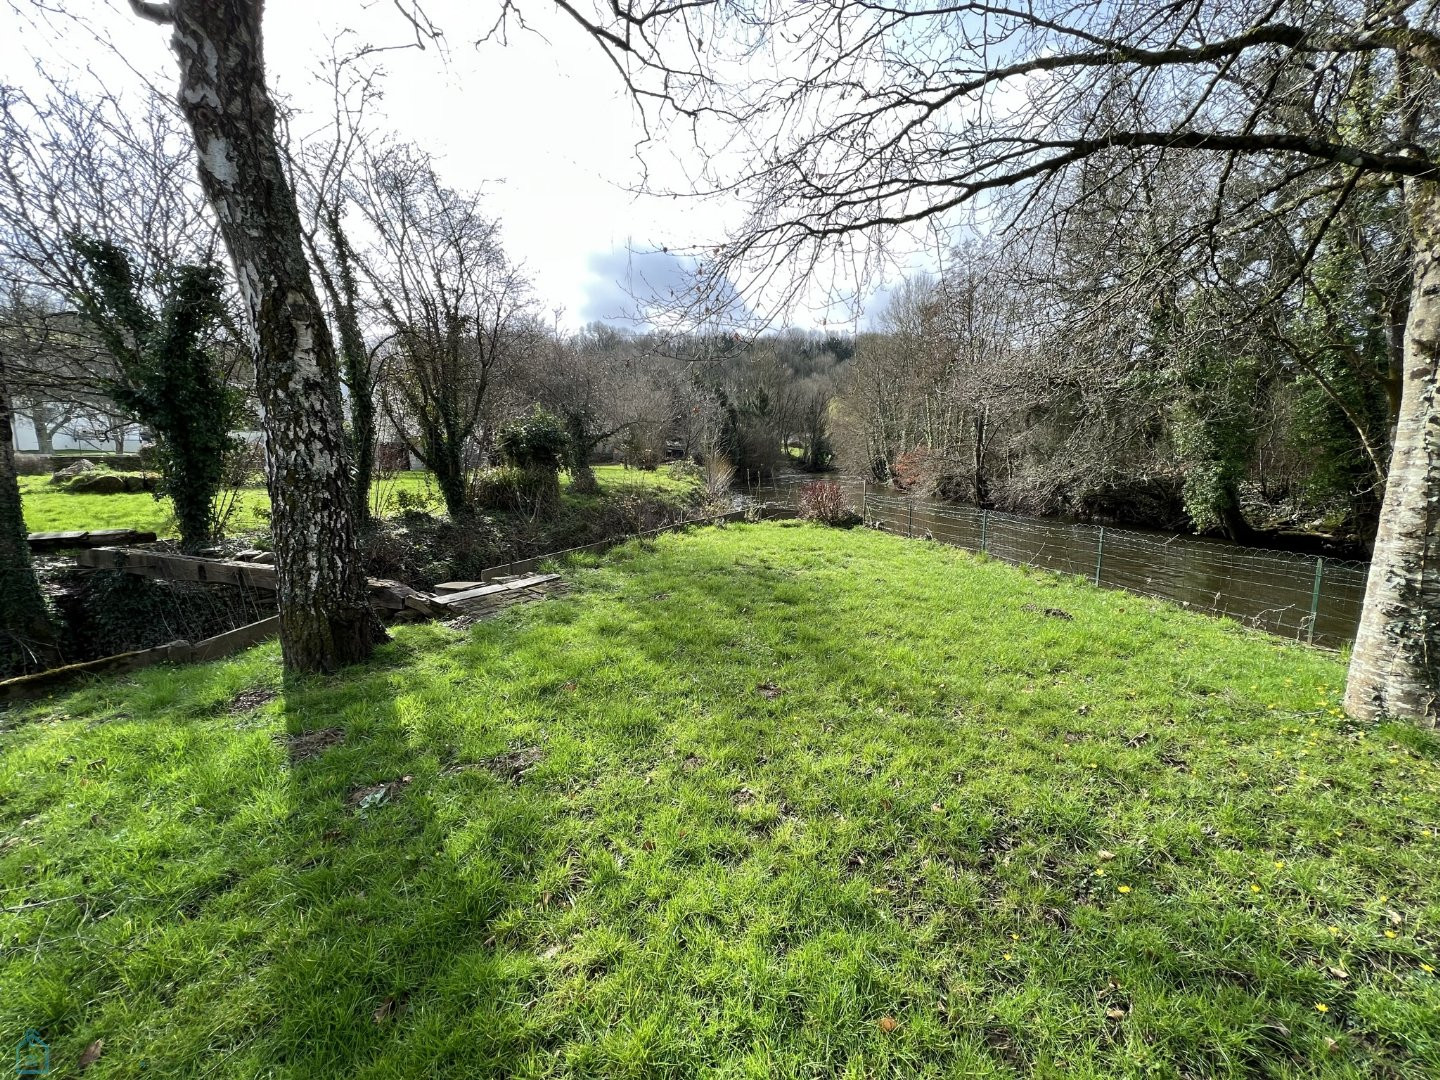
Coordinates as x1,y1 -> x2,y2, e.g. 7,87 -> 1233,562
129,0 -> 377,673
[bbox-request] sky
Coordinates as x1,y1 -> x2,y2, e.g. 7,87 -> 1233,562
2,0 -> 928,332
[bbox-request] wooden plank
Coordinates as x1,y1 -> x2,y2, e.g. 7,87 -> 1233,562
0,616 -> 283,702
430,574 -> 559,608
28,529 -> 158,552
433,580 -> 485,594
76,547 -> 279,590
0,642 -> 184,702
188,616 -> 280,662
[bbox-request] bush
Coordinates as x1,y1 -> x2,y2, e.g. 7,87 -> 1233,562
498,408 -> 569,472
667,459 -> 702,481
470,466 -> 558,514
797,480 -> 860,526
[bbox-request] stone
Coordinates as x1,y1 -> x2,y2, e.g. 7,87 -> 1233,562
50,458 -> 98,483
66,472 -> 126,494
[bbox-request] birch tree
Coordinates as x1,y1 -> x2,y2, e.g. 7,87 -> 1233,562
128,0 -> 377,673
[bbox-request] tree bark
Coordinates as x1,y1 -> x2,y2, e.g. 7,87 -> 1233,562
1345,179 -> 1440,725
140,0 -> 376,672
0,354 -> 58,672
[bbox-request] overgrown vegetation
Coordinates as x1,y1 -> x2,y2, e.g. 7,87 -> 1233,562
2,525 -> 1436,1077
70,237 -> 242,550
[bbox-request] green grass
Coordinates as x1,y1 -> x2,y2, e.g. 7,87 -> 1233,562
2,523 -> 1438,1078
18,465 -> 697,536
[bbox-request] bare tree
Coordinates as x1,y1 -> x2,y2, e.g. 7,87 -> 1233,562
355,142 -> 534,518
129,0 -> 378,673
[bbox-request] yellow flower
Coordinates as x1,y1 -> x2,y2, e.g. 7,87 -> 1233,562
1422,963 -> 1435,974
1011,933 -> 1019,941
1095,868 -> 1105,877
1003,952 -> 1013,961
1327,926 -> 1340,935
1385,930 -> 1398,939
1250,884 -> 1262,893
1273,861 -> 1285,869
1118,885 -> 1132,894
1315,1003 -> 1329,1013
1379,895 -> 1389,903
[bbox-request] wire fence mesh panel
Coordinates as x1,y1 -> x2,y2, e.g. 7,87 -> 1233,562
859,492 -> 1367,648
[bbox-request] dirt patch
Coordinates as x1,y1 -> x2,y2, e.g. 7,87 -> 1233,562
348,774 -> 414,810
228,687 -> 278,714
756,682 -> 784,699
1021,603 -> 1074,621
444,746 -> 543,784
284,727 -> 345,763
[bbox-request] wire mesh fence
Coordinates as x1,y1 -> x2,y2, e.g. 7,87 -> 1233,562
854,492 -> 1368,649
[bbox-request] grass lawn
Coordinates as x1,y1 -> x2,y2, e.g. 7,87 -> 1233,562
18,465 -> 697,536
2,523 -> 1438,1078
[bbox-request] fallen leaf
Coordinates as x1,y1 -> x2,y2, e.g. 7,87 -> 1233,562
878,1016 -> 898,1032
1097,850 -> 1116,861
373,996 -> 397,1024
1387,909 -> 1403,926
1328,965 -> 1349,980
1105,1007 -> 1127,1021
78,1039 -> 104,1071
1325,1037 -> 1341,1053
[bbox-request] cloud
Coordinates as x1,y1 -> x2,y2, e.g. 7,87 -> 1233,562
579,247 -> 748,328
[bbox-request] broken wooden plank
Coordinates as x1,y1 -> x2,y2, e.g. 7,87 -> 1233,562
429,574 -> 560,608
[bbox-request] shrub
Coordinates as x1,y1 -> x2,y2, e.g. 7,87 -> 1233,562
498,408 -> 569,472
797,480 -> 859,526
667,459 -> 702,481
470,466 -> 557,514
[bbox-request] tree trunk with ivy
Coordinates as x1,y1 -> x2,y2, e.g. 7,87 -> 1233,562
132,0 -> 377,673
1345,180 -> 1440,725
0,353 -> 57,672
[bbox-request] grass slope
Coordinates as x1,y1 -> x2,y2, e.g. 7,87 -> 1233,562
18,465 -> 696,535
2,523 -> 1438,1079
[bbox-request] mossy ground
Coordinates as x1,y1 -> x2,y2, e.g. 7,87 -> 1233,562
2,523 -> 1437,1078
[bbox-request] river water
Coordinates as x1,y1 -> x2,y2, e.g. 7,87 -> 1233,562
745,475 -> 1369,649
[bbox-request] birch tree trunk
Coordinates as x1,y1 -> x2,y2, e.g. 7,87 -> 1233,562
135,0 -> 376,673
1345,180 -> 1440,725
0,353 -> 57,671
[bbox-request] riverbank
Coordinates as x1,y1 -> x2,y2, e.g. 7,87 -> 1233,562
2,523 -> 1436,1077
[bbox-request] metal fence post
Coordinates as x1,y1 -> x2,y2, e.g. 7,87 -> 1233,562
1308,556 -> 1325,645
980,510 -> 988,554
907,502 -> 914,538
1094,527 -> 1105,586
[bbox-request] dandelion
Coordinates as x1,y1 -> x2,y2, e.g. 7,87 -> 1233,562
1003,952 -> 1013,961
1095,868 -> 1106,877
1327,926 -> 1340,935
1422,964 -> 1435,974
1251,884 -> 1262,893
1274,861 -> 1285,869
1385,930 -> 1398,939
1315,1003 -> 1329,1013
1011,933 -> 1019,941
1118,885 -> 1132,894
